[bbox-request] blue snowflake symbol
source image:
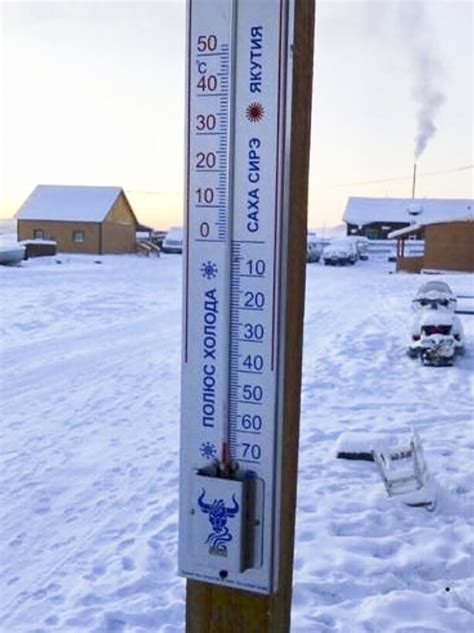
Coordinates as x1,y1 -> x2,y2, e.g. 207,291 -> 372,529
200,261 -> 218,280
200,442 -> 217,460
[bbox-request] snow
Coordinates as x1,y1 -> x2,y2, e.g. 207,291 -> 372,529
15,185 -> 123,223
344,196 -> 474,227
0,221 -> 19,250
388,223 -> 423,239
334,431 -> 399,457
163,227 -> 183,242
1,254 -> 473,632
19,239 -> 58,246
389,217 -> 474,239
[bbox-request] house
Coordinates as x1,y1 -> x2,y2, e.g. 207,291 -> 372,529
389,215 -> 474,274
343,197 -> 473,240
16,185 -> 139,254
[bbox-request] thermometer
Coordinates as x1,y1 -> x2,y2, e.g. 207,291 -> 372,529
179,0 -> 295,594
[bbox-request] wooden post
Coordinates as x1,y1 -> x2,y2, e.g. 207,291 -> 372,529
185,0 -> 315,630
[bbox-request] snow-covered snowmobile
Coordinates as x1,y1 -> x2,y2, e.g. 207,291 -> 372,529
408,281 -> 464,366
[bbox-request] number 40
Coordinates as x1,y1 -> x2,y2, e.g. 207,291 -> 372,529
243,354 -> 264,371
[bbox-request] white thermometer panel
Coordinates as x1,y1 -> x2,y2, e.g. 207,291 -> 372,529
179,0 -> 294,594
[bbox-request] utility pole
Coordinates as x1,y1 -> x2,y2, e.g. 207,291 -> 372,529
180,1 -> 315,631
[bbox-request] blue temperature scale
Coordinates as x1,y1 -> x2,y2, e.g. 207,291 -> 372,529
179,0 -> 295,594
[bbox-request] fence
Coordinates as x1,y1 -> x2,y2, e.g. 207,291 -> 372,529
367,239 -> 425,259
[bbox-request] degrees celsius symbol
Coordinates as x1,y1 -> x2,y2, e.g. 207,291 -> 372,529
179,0 -> 294,594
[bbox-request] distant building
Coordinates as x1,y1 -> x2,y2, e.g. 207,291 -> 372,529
343,197 -> 473,240
16,185 -> 139,254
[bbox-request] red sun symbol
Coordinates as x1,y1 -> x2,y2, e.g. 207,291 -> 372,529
246,102 -> 265,122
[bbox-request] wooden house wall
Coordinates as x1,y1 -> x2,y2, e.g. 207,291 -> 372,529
18,220 -> 101,254
424,222 -> 474,272
102,193 -> 137,253
101,223 -> 136,253
105,192 -> 136,225
395,256 -> 424,274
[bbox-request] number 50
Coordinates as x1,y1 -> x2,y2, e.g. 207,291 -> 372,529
197,35 -> 217,52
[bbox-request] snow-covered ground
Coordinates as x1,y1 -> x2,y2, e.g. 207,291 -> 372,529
1,252 -> 473,632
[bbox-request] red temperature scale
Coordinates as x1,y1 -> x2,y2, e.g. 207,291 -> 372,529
179,0 -> 295,594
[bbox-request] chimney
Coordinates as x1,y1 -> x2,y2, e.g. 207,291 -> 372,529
411,162 -> 417,198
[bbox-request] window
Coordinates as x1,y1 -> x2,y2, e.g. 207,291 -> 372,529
33,229 -> 44,239
72,230 -> 85,243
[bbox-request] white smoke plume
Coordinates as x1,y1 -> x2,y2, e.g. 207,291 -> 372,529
398,1 -> 445,160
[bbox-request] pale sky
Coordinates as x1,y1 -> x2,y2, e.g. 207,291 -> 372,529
1,0 -> 473,229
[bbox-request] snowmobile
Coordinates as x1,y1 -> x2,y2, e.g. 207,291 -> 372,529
408,281 -> 464,366
411,280 -> 458,312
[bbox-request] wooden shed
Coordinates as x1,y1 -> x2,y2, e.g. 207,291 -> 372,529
390,216 -> 474,273
16,185 -> 139,254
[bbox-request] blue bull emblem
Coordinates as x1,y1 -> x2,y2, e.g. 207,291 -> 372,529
197,488 -> 240,557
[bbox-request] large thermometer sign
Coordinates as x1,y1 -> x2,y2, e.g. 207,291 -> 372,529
179,0 -> 295,594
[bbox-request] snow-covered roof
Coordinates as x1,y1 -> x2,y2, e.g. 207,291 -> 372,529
388,224 -> 423,239
388,214 -> 474,239
16,185 -> 124,223
344,197 -> 474,227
